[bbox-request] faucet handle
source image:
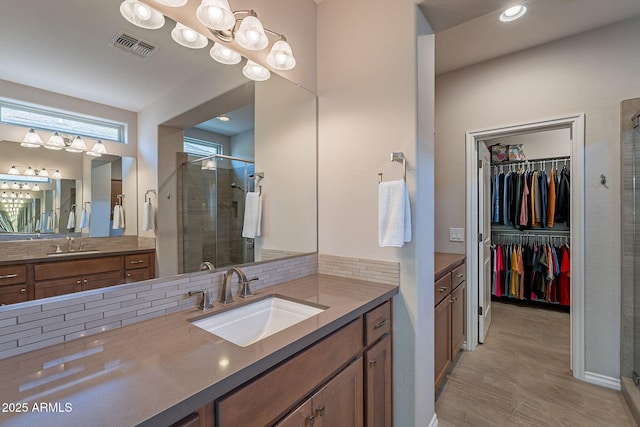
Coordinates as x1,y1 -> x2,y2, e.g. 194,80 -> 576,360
50,244 -> 62,253
239,277 -> 259,299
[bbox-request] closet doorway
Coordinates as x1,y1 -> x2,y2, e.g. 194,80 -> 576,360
464,114 -> 586,380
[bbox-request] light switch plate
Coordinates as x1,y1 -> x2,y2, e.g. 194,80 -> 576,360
450,228 -> 464,242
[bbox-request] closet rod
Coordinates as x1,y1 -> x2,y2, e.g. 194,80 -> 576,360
491,155 -> 570,167
492,229 -> 570,235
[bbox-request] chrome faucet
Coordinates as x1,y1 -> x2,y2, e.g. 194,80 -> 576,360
66,236 -> 75,252
220,267 -> 259,304
188,290 -> 214,310
200,261 -> 215,271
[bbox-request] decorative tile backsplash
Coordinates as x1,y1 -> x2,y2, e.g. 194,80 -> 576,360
318,254 -> 400,285
0,252 -> 397,360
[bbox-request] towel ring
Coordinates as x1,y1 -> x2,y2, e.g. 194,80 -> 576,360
378,152 -> 407,183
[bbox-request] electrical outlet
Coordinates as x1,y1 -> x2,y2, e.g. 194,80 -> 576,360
449,228 -> 464,242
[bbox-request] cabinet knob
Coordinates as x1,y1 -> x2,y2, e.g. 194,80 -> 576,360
369,359 -> 377,367
315,406 -> 325,417
127,273 -> 131,277
20,288 -> 26,294
456,274 -> 464,278
83,279 -> 88,283
76,280 -> 81,285
305,414 -> 315,426
439,286 -> 448,292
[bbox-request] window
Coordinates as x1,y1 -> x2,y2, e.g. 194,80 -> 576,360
183,137 -> 223,157
0,102 -> 125,143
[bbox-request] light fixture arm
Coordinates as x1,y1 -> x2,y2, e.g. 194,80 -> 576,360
209,9 -> 286,45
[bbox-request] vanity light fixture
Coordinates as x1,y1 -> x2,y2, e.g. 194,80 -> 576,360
25,193 -> 32,199
11,183 -> 19,190
24,167 -> 36,177
21,128 -> 43,148
45,132 -> 65,150
8,166 -> 20,175
120,0 -> 165,29
32,184 -> 40,192
87,140 -> 108,157
195,0 -> 235,31
66,136 -> 87,153
242,60 -> 270,82
500,4 -> 527,22
209,43 -> 241,65
171,23 -> 208,49
37,168 -> 49,178
0,182 -> 7,190
121,1 -> 296,81
22,183 -> 31,190
52,170 -> 63,180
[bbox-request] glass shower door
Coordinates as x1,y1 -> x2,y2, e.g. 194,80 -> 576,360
634,115 -> 640,386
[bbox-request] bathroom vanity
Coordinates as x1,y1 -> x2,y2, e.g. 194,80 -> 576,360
0,249 -> 155,304
0,274 -> 396,427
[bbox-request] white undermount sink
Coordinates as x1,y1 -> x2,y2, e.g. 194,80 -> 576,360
190,296 -> 327,347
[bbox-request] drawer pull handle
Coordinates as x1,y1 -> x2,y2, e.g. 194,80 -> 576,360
369,359 -> 377,368
374,319 -> 388,330
315,406 -> 325,417
0,274 -> 18,279
127,273 -> 131,277
76,280 -> 81,285
305,415 -> 315,426
439,286 -> 448,292
456,274 -> 464,278
130,260 -> 145,264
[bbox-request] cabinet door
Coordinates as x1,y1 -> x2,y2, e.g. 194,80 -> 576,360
434,297 -> 452,390
365,335 -> 392,427
125,268 -> 150,283
314,358 -> 363,427
451,282 -> 466,357
0,284 -> 28,306
276,399 -> 314,427
35,277 -> 82,299
81,271 -> 122,291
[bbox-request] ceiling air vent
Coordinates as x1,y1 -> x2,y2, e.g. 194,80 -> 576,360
109,31 -> 157,58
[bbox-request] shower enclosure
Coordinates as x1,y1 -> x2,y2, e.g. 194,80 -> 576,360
635,114 -> 640,387
178,152 -> 255,273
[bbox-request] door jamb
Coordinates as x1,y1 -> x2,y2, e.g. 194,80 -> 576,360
464,114 -> 585,381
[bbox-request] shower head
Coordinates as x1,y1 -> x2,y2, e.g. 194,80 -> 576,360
230,183 -> 244,192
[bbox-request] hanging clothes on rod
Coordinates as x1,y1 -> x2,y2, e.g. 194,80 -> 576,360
491,235 -> 570,306
491,157 -> 570,230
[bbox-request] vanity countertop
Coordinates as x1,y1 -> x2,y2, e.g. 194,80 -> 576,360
0,246 -> 155,265
434,252 -> 466,281
0,274 -> 398,427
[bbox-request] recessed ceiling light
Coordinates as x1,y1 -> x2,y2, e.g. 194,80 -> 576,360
216,116 -> 231,122
500,5 -> 527,22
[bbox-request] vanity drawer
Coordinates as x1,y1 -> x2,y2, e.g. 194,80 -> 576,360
365,301 -> 391,346
435,273 -> 452,305
0,265 -> 27,286
452,263 -> 465,288
125,268 -> 150,283
35,256 -> 121,281
125,253 -> 149,270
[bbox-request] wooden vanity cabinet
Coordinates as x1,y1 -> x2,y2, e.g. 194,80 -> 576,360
214,299 -> 394,427
0,265 -> 29,306
170,402 -> 214,427
434,257 -> 466,392
124,253 -> 155,283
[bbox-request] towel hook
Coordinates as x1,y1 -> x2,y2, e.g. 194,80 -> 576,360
145,189 -> 157,202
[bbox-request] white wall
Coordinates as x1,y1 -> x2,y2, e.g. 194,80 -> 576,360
488,128 -> 571,160
435,16 -> 640,379
318,0 -> 434,424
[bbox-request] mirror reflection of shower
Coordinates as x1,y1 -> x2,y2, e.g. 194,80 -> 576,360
178,99 -> 257,274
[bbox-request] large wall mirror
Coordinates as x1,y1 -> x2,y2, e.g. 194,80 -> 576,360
0,0 -> 317,299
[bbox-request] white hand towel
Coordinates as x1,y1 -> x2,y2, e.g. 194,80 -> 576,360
35,219 -> 40,232
119,204 -> 125,229
242,192 -> 262,238
112,205 -> 121,229
378,180 -> 412,247
47,213 -> 53,231
67,210 -> 76,230
143,200 -> 155,231
79,208 -> 89,229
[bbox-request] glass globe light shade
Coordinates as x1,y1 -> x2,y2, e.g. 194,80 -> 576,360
209,42 -> 241,65
266,40 -> 296,70
235,16 -> 268,51
171,23 -> 208,49
196,0 -> 235,31
242,60 -> 270,81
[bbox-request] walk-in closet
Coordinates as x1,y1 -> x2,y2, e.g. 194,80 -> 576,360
483,127 -> 572,351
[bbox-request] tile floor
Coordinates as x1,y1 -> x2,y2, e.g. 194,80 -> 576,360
436,302 -> 637,426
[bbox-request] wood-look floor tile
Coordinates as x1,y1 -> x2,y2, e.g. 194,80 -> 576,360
436,302 -> 637,426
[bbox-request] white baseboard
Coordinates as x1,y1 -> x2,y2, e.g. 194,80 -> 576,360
584,371 -> 621,390
428,413 -> 438,427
